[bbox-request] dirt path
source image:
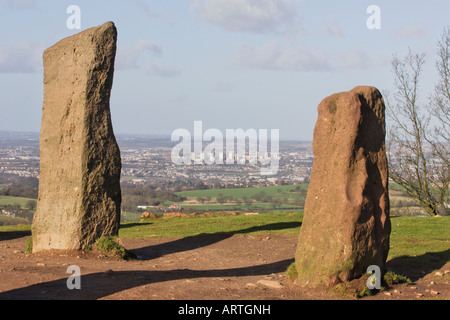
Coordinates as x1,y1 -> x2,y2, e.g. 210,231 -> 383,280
0,231 -> 448,300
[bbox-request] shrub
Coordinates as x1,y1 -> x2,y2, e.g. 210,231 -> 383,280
94,235 -> 136,260
383,270 -> 412,287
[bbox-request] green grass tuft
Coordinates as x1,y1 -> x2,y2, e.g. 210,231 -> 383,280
286,262 -> 298,281
24,237 -> 33,254
94,235 -> 136,260
383,270 -> 412,287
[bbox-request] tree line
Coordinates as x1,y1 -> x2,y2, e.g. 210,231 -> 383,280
121,183 -> 186,212
0,176 -> 39,199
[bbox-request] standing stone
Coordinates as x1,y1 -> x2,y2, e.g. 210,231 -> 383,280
295,86 -> 391,288
32,22 -> 121,252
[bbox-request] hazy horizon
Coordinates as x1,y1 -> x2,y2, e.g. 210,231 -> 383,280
0,129 -> 312,143
1,1 -> 449,141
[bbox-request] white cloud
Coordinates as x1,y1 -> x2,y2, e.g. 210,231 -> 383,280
213,81 -> 237,92
6,0 -> 36,10
116,40 -> 161,70
0,42 -> 44,73
116,40 -> 180,77
232,41 -> 330,72
231,41 -> 388,72
190,0 -> 301,34
146,63 -> 181,77
0,39 -> 179,77
328,49 -> 390,71
127,0 -> 158,18
334,49 -> 370,70
323,20 -> 344,38
390,25 -> 428,39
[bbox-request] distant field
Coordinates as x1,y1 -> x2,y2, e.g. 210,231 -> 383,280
0,215 -> 29,226
167,184 -> 308,215
176,184 -> 309,199
177,183 -> 419,203
179,203 -> 298,210
0,223 -> 30,232
121,211 -> 142,223
0,196 -> 34,208
169,183 -> 432,217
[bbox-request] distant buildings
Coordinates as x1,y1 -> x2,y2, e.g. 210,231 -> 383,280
0,134 -> 313,189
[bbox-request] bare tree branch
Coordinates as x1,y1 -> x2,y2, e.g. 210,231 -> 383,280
387,29 -> 450,216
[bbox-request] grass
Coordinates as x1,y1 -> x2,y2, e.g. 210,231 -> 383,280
161,184 -> 309,216
0,196 -> 34,208
1,211 -> 448,268
0,215 -> 29,226
178,203 -> 301,211
1,212 -> 448,253
383,270 -> 412,287
332,270 -> 413,299
119,211 -> 303,239
286,262 -> 298,281
121,211 -> 142,223
0,224 -> 31,233
388,216 -> 450,264
94,235 -> 136,260
176,184 -> 309,200
24,237 -> 33,254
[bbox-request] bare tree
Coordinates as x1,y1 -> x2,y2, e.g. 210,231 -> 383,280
430,27 -> 450,170
387,27 -> 450,216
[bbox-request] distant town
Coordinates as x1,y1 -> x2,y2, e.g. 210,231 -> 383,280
0,131 -> 313,190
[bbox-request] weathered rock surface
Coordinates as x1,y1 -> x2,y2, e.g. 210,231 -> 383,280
295,86 -> 391,288
32,22 -> 121,252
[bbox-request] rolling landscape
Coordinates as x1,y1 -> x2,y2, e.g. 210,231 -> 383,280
0,1 -> 449,307
1,135 -> 448,300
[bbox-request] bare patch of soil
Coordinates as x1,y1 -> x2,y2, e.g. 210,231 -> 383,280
0,231 -> 448,300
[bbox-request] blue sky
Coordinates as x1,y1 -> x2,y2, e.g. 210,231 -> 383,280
0,0 -> 449,140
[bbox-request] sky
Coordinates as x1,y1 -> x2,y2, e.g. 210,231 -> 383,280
0,0 -> 449,140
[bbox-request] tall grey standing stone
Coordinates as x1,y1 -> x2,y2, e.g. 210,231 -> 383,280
32,22 -> 122,252
294,86 -> 391,288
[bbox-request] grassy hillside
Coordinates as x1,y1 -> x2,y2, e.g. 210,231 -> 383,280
176,184 -> 308,199
119,212 -> 303,239
388,216 -> 450,262
169,184 -> 308,214
1,213 -> 448,265
0,215 -> 30,226
120,214 -> 450,266
0,196 -> 34,208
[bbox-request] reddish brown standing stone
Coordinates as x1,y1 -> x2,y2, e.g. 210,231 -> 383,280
32,22 -> 121,252
295,86 -> 391,288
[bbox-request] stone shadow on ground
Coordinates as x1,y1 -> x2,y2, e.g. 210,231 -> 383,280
386,249 -> 450,282
0,230 -> 31,241
0,259 -> 294,300
0,221 -> 300,300
131,222 -> 301,260
120,222 -> 152,229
